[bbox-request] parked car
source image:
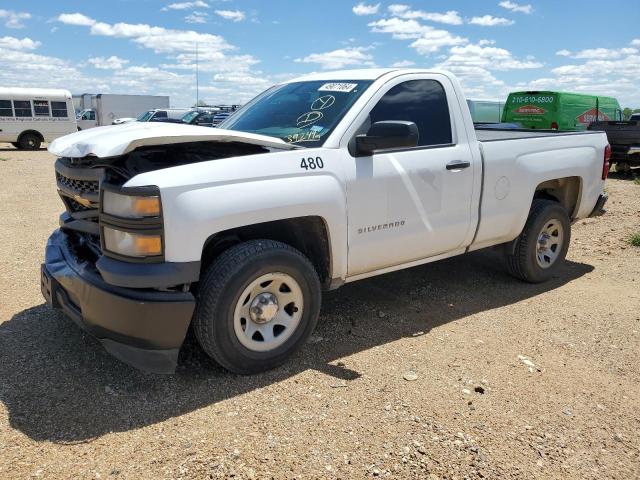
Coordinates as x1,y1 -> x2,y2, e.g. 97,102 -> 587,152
589,118 -> 640,171
136,108 -> 193,123
43,69 -> 610,374
0,87 -> 77,150
152,109 -> 217,127
76,94 -> 169,130
502,91 -> 623,131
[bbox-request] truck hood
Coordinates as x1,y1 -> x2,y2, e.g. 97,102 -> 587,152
48,121 -> 295,158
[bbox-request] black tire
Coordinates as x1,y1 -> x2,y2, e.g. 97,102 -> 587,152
17,133 -> 41,150
505,199 -> 571,283
193,240 -> 321,374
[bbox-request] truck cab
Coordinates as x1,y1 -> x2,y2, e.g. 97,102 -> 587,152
42,69 -> 609,375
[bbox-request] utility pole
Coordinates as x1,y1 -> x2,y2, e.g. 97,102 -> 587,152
195,41 -> 199,109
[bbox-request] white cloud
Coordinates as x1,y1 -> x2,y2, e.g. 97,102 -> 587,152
410,29 -> 468,54
469,15 -> 514,26
369,18 -> 467,54
0,9 -> 31,29
441,43 -> 543,71
388,4 -> 463,25
88,55 -> 130,70
57,13 -> 96,27
215,10 -> 246,22
58,13 -> 234,55
498,1 -> 533,14
573,47 -> 637,59
353,3 -> 380,16
185,11 -> 208,24
295,46 -> 376,70
0,36 -> 40,51
161,1 -> 209,11
369,18 -> 430,40
390,60 -> 415,67
556,49 -> 571,57
632,39 -> 640,46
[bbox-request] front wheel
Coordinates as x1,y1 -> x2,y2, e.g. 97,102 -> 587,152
193,240 -> 321,374
505,199 -> 571,283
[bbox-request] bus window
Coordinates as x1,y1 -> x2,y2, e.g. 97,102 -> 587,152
33,100 -> 50,116
0,100 -> 12,117
51,101 -> 68,118
13,100 -> 32,117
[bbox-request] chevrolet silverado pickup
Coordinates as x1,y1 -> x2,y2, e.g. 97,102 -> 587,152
41,69 -> 610,374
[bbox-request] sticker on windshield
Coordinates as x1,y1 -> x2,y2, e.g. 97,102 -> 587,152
318,83 -> 358,93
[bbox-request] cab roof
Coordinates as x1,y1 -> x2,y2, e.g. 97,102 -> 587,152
285,68 -> 453,83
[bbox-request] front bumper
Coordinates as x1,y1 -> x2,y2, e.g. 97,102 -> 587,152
588,193 -> 608,218
41,229 -> 195,373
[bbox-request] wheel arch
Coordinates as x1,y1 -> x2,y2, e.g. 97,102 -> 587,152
200,216 -> 334,289
533,175 -> 582,219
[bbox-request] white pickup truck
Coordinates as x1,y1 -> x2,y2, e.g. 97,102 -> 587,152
42,69 -> 610,374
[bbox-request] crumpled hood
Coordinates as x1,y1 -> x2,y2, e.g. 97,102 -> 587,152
48,121 -> 295,158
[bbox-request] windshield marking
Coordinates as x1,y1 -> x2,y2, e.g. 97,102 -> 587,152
296,111 -> 324,128
311,95 -> 336,110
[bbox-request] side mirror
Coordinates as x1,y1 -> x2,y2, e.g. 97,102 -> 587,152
355,121 -> 419,156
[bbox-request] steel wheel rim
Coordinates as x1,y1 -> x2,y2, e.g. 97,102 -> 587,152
233,272 -> 304,352
536,219 -> 564,269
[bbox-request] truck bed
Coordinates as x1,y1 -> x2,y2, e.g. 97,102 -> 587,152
475,127 -> 602,142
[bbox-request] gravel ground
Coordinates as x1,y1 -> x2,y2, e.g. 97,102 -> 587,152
0,145 -> 639,479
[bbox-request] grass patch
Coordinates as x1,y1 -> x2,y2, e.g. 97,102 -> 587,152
630,232 -> 640,247
0,157 -> 8,162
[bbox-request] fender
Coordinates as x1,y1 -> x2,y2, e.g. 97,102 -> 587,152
126,148 -> 349,280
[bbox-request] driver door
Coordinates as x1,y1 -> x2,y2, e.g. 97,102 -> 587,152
345,75 -> 476,276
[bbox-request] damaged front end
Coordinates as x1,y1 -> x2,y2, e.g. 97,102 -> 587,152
42,125 -> 293,373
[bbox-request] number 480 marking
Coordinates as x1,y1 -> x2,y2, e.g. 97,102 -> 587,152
300,157 -> 324,170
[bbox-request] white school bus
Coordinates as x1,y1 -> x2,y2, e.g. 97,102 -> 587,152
0,87 -> 77,150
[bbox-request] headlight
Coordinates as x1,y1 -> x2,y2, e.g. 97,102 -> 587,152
103,227 -> 162,258
103,190 -> 161,219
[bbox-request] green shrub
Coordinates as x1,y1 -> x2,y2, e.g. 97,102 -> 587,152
630,233 -> 640,247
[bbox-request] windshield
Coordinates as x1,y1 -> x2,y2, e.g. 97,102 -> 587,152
181,110 -> 200,123
220,80 -> 373,147
137,110 -> 153,122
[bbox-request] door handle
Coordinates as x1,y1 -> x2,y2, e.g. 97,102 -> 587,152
446,160 -> 471,170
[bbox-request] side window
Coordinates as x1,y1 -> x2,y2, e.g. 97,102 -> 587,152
33,100 -> 50,116
13,100 -> 32,117
51,101 -> 68,118
155,111 -> 168,118
369,79 -> 452,147
0,100 -> 12,117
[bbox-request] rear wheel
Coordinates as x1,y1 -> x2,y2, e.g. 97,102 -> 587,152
505,199 -> 571,283
193,240 -> 321,374
17,133 -> 41,150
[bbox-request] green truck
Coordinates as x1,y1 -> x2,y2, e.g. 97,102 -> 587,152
502,91 -> 623,131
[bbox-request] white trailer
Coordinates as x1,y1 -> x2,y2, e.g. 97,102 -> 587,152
0,87 -> 77,150
76,94 -> 170,130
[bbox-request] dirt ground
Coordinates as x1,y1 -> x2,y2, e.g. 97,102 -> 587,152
0,144 -> 638,480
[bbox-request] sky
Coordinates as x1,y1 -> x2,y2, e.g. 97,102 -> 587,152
0,0 -> 639,108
